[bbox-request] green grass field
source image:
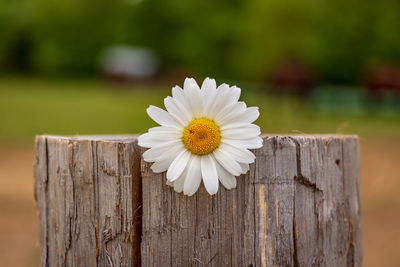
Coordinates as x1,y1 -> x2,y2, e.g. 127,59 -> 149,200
1,76 -> 399,144
0,77 -> 400,267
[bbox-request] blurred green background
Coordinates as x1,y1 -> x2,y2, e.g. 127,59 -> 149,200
0,0 -> 400,266
0,0 -> 399,142
2,0 -> 400,83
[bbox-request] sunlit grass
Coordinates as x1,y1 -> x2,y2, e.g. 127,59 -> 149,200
0,76 -> 399,144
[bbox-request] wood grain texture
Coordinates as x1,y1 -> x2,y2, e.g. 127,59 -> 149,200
141,135 -> 362,267
35,135 -> 362,267
34,136 -> 141,267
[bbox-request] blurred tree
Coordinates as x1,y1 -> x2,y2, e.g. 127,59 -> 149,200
231,0 -> 317,81
0,0 -> 400,85
32,0 -> 132,75
0,0 -> 36,73
308,0 -> 377,84
129,0 -> 244,78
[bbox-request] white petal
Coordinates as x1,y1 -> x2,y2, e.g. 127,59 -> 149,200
222,136 -> 263,149
150,144 -> 183,173
173,165 -> 188,193
183,156 -> 202,196
138,131 -> 180,148
214,101 -> 240,123
148,126 -> 182,135
228,86 -> 241,103
238,107 -> 259,124
172,96 -> 193,123
220,122 -> 253,131
184,77 -> 200,89
142,140 -> 182,162
171,86 -> 193,121
184,78 -> 203,117
207,83 -> 230,118
222,107 -> 259,126
222,124 -> 261,139
164,96 -> 188,125
167,150 -> 191,182
201,155 -> 219,195
211,85 -> 241,114
215,160 -> 237,189
171,85 -> 184,101
147,105 -> 181,128
213,148 -> 242,176
151,158 -> 173,173
216,102 -> 247,126
138,133 -> 162,148
201,78 -> 217,110
239,162 -> 250,174
218,143 -> 255,164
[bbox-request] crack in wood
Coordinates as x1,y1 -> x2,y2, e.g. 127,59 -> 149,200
294,175 -> 322,193
292,186 -> 300,267
44,137 -> 50,267
34,135 -> 361,266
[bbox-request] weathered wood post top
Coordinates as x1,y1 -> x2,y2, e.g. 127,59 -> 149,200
34,134 -> 362,266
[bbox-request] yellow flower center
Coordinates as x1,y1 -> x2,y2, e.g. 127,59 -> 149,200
182,118 -> 221,155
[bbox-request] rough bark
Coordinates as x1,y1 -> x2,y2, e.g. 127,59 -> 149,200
35,135 -> 362,267
34,136 -> 141,267
140,135 -> 362,267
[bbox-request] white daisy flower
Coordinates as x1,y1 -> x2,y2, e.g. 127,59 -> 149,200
138,77 -> 262,196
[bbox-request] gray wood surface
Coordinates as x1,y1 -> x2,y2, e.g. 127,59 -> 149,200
34,136 -> 141,267
34,135 -> 362,266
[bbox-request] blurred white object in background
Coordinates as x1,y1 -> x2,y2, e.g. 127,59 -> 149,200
100,45 -> 159,81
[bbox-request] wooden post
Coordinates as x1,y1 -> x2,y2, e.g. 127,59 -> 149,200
34,136 -> 142,267
34,135 -> 362,266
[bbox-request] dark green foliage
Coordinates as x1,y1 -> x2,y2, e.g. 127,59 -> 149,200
0,0 -> 400,83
